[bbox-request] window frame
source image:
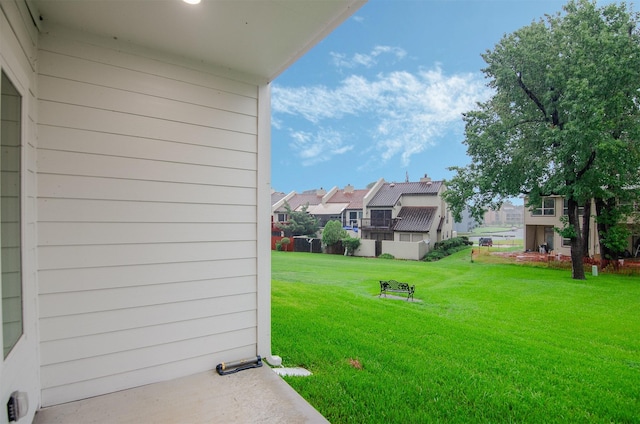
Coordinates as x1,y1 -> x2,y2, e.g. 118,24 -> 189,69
531,197 -> 556,216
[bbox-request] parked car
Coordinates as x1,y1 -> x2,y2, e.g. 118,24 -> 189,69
479,237 -> 493,247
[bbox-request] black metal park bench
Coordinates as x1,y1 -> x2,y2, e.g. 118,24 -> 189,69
379,280 -> 415,301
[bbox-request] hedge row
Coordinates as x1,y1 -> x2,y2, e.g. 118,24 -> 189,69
423,236 -> 473,262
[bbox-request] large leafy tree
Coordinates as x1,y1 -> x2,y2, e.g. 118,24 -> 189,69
444,0 -> 640,279
277,202 -> 319,237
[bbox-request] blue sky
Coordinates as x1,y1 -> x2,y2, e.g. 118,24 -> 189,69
270,0 -> 584,194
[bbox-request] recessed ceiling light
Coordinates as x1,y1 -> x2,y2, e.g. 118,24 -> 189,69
183,0 -> 201,4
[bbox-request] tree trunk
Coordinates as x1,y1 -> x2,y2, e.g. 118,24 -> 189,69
594,198 -> 614,263
567,197 -> 586,279
581,200 -> 591,258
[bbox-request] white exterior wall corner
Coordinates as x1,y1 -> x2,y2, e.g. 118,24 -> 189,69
0,1 -> 41,423
362,178 -> 385,218
36,27 -> 262,406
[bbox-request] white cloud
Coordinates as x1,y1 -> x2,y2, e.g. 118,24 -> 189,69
330,45 -> 406,69
272,64 -> 491,167
289,129 -> 354,166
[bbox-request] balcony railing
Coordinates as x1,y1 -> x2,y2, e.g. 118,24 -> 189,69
360,218 -> 397,230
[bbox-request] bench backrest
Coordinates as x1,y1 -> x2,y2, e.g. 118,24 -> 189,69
380,280 -> 414,291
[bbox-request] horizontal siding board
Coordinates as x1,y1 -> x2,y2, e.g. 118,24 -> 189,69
41,309 -> 257,366
39,76 -> 257,134
40,344 -> 256,407
38,222 -> 256,246
38,241 -> 257,270
38,174 -> 257,204
41,327 -> 256,388
40,275 -> 256,317
39,102 -> 256,150
39,33 -> 258,98
40,292 -> 256,341
39,258 -> 257,294
40,125 -> 256,159
38,149 -> 257,182
38,50 -> 257,116
38,199 -> 256,223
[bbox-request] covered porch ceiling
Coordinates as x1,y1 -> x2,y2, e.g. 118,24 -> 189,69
28,0 -> 366,82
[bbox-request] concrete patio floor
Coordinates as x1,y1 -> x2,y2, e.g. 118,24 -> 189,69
33,366 -> 329,424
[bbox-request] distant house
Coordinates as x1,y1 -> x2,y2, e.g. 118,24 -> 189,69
304,188 -> 347,228
271,189 -> 325,228
0,0 -> 365,420
361,175 -> 453,245
326,184 -> 368,229
523,196 -> 640,257
271,186 -> 369,231
270,176 -> 453,259
483,201 -> 524,226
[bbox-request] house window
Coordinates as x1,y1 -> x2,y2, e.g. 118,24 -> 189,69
563,199 -> 584,216
371,209 -> 392,227
532,198 -> 555,216
277,213 -> 287,222
348,210 -> 361,227
562,238 -> 571,247
1,72 -> 22,358
411,234 -> 423,242
399,233 -> 410,242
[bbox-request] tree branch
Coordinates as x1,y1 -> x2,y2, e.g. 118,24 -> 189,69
516,71 -> 548,119
576,150 -> 597,180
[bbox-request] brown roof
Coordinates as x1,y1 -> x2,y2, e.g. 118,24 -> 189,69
394,207 -> 437,232
368,181 -> 442,207
326,189 -> 368,209
276,192 -> 322,212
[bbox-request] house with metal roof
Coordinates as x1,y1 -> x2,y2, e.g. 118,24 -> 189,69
361,175 -> 453,250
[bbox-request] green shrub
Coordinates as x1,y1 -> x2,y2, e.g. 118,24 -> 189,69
424,250 -> 445,261
425,237 -> 471,261
378,253 -> 395,259
322,220 -> 348,247
433,236 -> 472,251
342,237 -> 361,256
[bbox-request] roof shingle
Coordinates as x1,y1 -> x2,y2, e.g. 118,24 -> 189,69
368,181 -> 442,207
394,207 -> 437,232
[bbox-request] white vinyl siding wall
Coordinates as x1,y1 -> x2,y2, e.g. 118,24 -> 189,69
37,29 -> 260,406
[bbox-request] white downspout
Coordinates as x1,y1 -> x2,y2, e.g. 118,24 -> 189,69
256,82 -> 282,366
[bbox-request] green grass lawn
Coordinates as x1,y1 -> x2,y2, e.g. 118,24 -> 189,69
271,250 -> 640,423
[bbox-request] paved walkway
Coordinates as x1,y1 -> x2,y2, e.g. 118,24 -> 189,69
34,366 -> 328,424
